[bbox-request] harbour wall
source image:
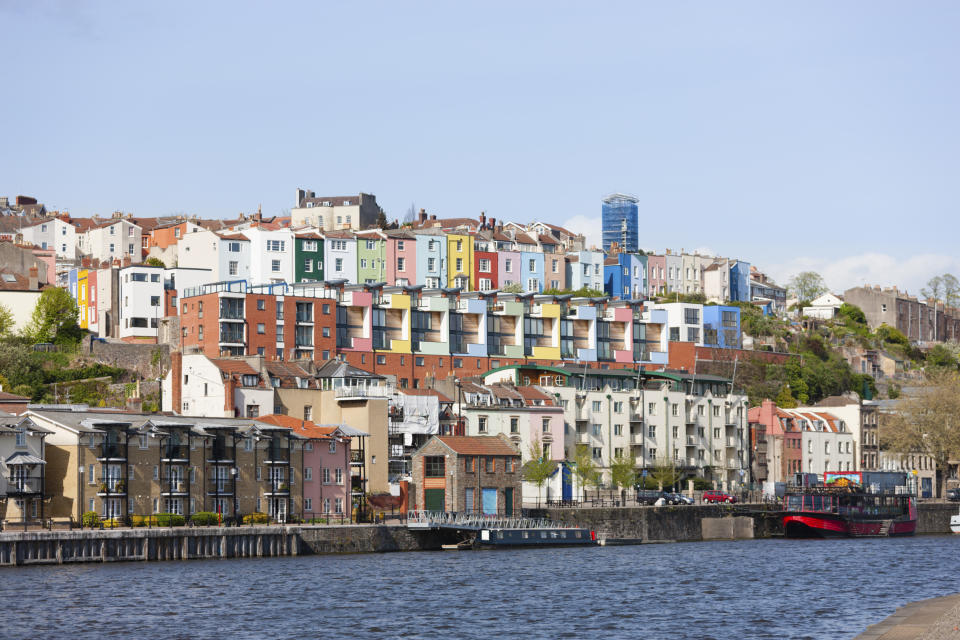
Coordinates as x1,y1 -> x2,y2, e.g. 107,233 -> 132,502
0,503 -> 951,566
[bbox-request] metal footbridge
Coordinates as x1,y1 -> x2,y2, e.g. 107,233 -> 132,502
406,511 -> 558,531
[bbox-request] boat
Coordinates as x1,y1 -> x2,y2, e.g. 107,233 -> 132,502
476,526 -> 597,548
782,478 -> 916,538
950,509 -> 960,534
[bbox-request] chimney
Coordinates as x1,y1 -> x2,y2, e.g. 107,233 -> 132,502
489,217 -> 496,229
480,211 -> 486,229
28,266 -> 38,290
170,351 -> 183,413
296,188 -> 305,207
224,374 -> 237,416
419,209 -> 427,224
430,214 -> 437,221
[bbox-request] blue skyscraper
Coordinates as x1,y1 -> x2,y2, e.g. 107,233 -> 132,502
601,193 -> 639,253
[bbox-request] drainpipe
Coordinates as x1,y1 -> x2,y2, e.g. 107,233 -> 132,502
606,394 -> 612,489
707,399 -> 713,488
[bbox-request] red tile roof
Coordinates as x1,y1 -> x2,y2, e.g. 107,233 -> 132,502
257,414 -> 338,440
399,388 -> 453,403
211,359 -> 258,376
437,435 -> 520,456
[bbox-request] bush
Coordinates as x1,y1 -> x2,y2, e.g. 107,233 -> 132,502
242,512 -> 269,525
153,513 -> 186,527
691,477 -> 714,491
131,515 -> 147,527
82,511 -> 100,528
191,511 -> 219,526
102,518 -> 122,529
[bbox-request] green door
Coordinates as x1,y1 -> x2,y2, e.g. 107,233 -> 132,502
424,488 -> 445,512
504,488 -> 514,516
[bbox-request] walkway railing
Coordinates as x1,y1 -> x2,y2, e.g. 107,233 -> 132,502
406,510 -> 574,531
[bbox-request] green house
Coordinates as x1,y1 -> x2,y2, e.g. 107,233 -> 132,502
294,232 -> 324,282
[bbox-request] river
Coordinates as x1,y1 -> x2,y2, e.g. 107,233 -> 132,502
4,535 -> 959,639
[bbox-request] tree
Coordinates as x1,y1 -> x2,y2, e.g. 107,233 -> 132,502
775,385 -> 798,408
500,282 -> 524,294
27,288 -> 81,344
926,344 -> 959,371
402,202 -> 417,224
649,455 -> 683,492
922,275 -> 945,302
522,436 -> 557,508
881,372 -> 960,498
943,274 -> 960,308
788,271 -> 828,302
0,302 -> 15,339
375,209 -> 388,229
144,257 -> 165,267
838,303 -> 867,327
571,444 -> 599,501
609,452 -> 637,499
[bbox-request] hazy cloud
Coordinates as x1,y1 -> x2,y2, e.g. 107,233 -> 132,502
766,253 -> 960,296
562,214 -> 602,251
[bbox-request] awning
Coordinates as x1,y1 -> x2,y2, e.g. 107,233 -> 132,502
5,452 -> 45,465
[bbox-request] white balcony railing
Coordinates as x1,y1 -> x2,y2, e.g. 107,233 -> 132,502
335,384 -> 394,399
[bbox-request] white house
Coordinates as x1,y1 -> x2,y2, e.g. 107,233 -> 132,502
118,264 -> 164,340
787,408 -> 856,476
77,217 -> 142,264
651,302 -> 705,345
802,293 -> 844,319
242,226 -> 294,285
20,217 -> 77,261
178,229 -> 251,283
163,354 -> 273,418
323,231 -> 358,283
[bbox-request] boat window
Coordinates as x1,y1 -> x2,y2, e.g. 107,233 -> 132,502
804,495 -> 814,510
787,496 -> 802,511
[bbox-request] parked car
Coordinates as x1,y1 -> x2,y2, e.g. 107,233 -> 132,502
702,491 -> 737,504
636,489 -> 666,505
666,492 -> 694,505
947,488 -> 960,502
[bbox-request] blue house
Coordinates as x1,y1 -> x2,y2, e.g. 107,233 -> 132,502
520,251 -> 545,293
702,305 -> 741,349
604,254 -> 647,301
729,260 -> 751,303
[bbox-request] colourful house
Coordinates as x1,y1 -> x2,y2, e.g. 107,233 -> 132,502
446,232 -> 474,290
356,231 -> 387,285
414,229 -> 447,289
294,232 -> 324,283
385,230 -> 417,287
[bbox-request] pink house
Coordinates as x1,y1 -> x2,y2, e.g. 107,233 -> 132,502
258,414 -> 354,520
647,254 -> 666,297
385,229 -> 417,286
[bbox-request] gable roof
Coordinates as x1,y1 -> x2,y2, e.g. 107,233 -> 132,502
436,435 -> 520,456
210,359 -> 259,377
256,414 -> 338,440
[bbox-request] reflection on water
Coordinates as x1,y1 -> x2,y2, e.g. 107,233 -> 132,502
4,536 -> 959,639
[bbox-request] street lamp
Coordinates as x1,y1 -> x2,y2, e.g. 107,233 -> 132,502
453,377 -> 463,436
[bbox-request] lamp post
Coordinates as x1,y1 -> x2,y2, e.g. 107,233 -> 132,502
453,377 -> 463,436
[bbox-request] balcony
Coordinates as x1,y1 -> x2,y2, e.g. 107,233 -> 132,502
686,435 -> 698,446
726,437 -> 738,448
97,444 -> 126,461
263,482 -> 290,497
630,433 -> 644,445
161,445 -> 190,462
726,458 -> 740,469
629,415 -> 644,425
335,384 -> 392,399
207,480 -> 235,496
350,451 -> 364,466
263,450 -> 290,465
295,313 -> 314,324
96,481 -> 126,496
160,481 -> 189,496
577,433 -> 590,444
206,446 -> 233,463
6,477 -> 43,495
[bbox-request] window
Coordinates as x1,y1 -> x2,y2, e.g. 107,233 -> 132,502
329,440 -> 337,453
376,354 -> 386,365
322,468 -> 331,484
648,402 -> 656,415
648,425 -> 655,438
592,400 -> 602,412
335,468 -> 343,485
542,418 -> 550,433
229,261 -> 238,276
479,417 -> 488,433
271,259 -> 280,272
613,401 -> 623,413
267,240 -> 285,252
415,357 -> 424,366
479,259 -> 491,273
592,424 -> 601,436
397,257 -> 405,272
304,498 -> 313,512
456,258 -> 463,273
303,405 -> 312,421
504,259 -> 512,273
509,417 -> 519,433
464,456 -> 475,472
425,456 -> 445,477
257,323 -> 265,334
592,447 -> 602,460
335,258 -> 343,272
485,457 -> 495,473
360,258 -> 367,269
671,403 -> 678,417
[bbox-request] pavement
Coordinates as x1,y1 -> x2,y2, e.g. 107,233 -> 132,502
855,594 -> 960,640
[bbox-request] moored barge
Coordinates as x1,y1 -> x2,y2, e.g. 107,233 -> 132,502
782,476 -> 916,538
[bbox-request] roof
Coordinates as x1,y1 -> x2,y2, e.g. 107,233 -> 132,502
210,359 -> 259,377
314,359 -> 385,380
300,195 -> 362,208
513,386 -> 555,406
215,233 -> 249,241
398,388 -> 453,403
436,435 -> 520,456
513,233 -> 537,245
323,231 -> 355,239
256,414 -> 337,440
537,234 -> 558,246
0,390 -> 32,402
263,361 -> 316,388
5,451 -> 44,465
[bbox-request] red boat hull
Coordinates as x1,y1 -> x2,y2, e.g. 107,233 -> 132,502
783,513 -> 916,538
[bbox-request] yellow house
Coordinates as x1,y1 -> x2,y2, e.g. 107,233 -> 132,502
446,233 -> 474,290
77,269 -> 88,329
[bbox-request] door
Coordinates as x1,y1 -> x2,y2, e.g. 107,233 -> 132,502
561,462 -> 572,502
504,488 -> 514,516
424,488 -> 445,512
464,488 -> 475,513
481,488 -> 498,515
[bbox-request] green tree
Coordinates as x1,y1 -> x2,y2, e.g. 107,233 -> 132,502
649,455 -> 683,492
943,274 -> 960,307
500,282 -> 525,294
523,437 -> 557,508
882,372 -> 960,497
775,385 -> 798,408
0,302 -> 15,339
609,452 -> 637,495
144,257 -> 165,267
838,303 -> 867,327
27,287 -> 81,344
922,275 -> 945,302
788,271 -> 828,302
926,344 -> 959,371
571,444 -> 599,501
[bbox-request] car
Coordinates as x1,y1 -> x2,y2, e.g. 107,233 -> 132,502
666,492 -> 694,505
702,491 -> 737,504
636,489 -> 667,505
948,488 -> 960,502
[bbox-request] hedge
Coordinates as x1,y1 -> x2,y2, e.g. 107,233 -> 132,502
81,511 -> 100,528
243,512 -> 269,524
191,512 -> 219,526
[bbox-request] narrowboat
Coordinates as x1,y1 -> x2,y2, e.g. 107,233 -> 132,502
476,526 -> 597,547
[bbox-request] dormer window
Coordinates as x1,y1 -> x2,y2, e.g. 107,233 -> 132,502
242,374 -> 258,387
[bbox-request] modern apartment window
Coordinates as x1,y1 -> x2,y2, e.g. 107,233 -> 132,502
592,447 -> 602,460
592,424 -> 602,436
684,308 -> 700,325
257,323 -> 265,334
228,242 -> 240,252
687,328 -> 700,342
415,357 -> 424,366
592,401 -> 602,412
276,323 -> 284,336
376,354 -> 386,365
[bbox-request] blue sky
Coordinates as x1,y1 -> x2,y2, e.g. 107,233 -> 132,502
2,1 -> 959,294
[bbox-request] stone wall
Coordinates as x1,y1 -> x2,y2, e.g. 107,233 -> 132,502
297,524 -> 443,554
916,502 -> 955,535
87,341 -> 170,379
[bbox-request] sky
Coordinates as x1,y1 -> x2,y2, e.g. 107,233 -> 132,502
2,1 -> 959,295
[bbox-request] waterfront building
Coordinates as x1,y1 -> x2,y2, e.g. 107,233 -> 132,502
472,232 -> 498,292
816,394 -> 880,471
384,229 -> 416,287
0,415 -> 52,526
646,254 -> 666,297
601,193 -> 639,253
410,435 -> 522,514
653,302 -> 705,345
19,215 -> 77,261
664,252 -> 683,295
729,260 -> 751,303
28,408 -> 306,523
566,250 -> 605,293
76,215 -> 143,264
481,364 -> 750,491
749,267 -> 787,314
117,264 -> 164,341
144,218 -> 206,268
243,225 -> 294,286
